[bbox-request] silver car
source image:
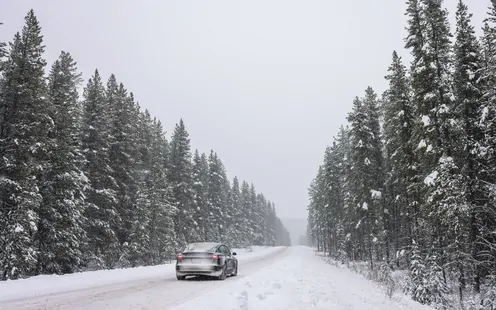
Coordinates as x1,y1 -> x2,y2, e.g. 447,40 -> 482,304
175,242 -> 238,280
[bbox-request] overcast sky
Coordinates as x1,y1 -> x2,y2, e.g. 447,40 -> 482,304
0,0 -> 490,220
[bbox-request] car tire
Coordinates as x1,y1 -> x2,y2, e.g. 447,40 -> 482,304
231,263 -> 238,276
176,275 -> 186,281
218,264 -> 227,280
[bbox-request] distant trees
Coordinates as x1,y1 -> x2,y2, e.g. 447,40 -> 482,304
307,0 -> 496,309
0,10 -> 289,281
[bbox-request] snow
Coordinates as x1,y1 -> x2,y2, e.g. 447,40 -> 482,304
14,225 -> 24,233
424,171 -> 439,186
438,104 -> 449,114
426,145 -> 433,153
0,246 -> 284,303
481,106 -> 489,123
424,93 -> 436,101
1,247 -> 435,310
417,139 -> 427,150
421,115 -> 430,126
362,202 -> 368,210
172,247 -> 433,310
371,190 -> 382,199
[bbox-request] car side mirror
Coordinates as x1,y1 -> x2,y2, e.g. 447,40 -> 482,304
232,252 -> 237,256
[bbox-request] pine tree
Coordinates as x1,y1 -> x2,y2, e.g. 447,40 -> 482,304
346,88 -> 384,268
405,0 -> 425,63
207,151 -> 229,242
37,51 -> 88,275
240,180 -> 252,246
267,201 -> 277,246
192,150 -> 209,241
426,252 -> 449,309
127,106 -> 151,266
478,1 -> 496,292
81,70 -> 120,268
229,176 -> 242,246
108,78 -> 140,256
147,118 -> 176,263
453,0 -> 484,293
256,193 -> 268,246
0,10 -> 50,279
168,119 -> 195,247
249,184 -> 262,245
383,51 -> 417,264
408,241 -> 431,304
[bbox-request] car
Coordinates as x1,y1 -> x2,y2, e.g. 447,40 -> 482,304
175,242 -> 238,281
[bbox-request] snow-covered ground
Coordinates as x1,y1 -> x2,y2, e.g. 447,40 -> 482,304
0,246 -> 434,310
0,246 -> 284,308
173,247 -> 434,310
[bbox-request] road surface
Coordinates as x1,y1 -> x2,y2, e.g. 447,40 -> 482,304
0,247 -> 433,310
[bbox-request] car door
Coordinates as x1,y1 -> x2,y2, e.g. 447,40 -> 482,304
220,245 -> 234,273
224,245 -> 236,273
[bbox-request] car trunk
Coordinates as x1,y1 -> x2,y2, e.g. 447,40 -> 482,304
178,252 -> 219,265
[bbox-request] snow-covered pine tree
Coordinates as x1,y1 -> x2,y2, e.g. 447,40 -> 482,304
478,1 -> 496,293
81,70 -> 120,269
108,79 -> 140,258
346,88 -> 384,268
256,193 -> 268,246
323,141 -> 346,259
335,127 -> 353,262
229,176 -> 242,246
147,118 -> 176,263
37,51 -> 88,275
452,0 -> 485,295
307,166 -> 327,252
426,251 -> 449,309
0,10 -> 51,279
267,201 -> 277,246
207,151 -> 229,242
127,106 -> 152,266
363,87 -> 386,262
192,150 -> 209,242
249,184 -> 262,244
240,180 -> 253,246
168,119 -> 195,247
223,171 -> 233,245
408,241 -> 431,304
382,51 -> 417,266
405,0 -> 457,284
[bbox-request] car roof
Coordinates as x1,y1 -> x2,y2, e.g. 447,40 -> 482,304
188,242 -> 221,247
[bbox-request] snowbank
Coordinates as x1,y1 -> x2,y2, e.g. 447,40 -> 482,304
0,246 -> 283,302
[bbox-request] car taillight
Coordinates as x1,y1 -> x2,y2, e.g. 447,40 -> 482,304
177,253 -> 183,260
212,254 -> 219,260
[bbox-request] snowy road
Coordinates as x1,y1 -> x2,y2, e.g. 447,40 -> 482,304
0,247 -> 433,310
0,247 -> 288,310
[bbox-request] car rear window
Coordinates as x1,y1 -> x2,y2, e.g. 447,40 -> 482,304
183,243 -> 217,253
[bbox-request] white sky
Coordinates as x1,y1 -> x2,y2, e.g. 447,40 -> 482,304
0,0 -> 490,219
